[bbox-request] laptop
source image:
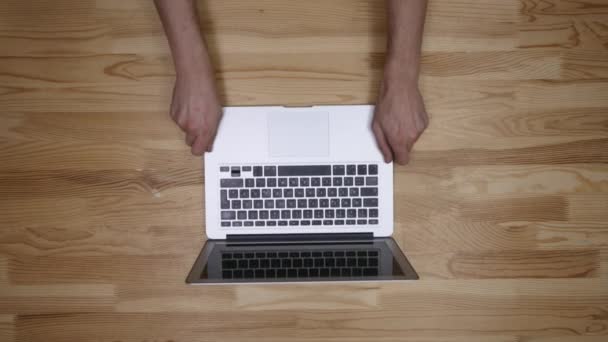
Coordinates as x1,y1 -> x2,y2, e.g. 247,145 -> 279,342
186,105 -> 418,284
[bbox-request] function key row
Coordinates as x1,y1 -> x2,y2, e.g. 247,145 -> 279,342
221,176 -> 378,188
220,219 -> 378,227
220,164 -> 378,177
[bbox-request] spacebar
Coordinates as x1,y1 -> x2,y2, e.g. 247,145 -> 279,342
278,165 -> 331,176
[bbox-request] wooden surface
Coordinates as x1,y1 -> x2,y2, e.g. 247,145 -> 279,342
1,0 -> 607,341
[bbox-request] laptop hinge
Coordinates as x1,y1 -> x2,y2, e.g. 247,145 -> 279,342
226,233 -> 373,243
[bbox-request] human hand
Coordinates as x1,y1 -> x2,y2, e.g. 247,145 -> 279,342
372,78 -> 429,165
170,74 -> 222,156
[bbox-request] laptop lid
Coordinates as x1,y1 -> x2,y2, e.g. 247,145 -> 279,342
186,234 -> 418,284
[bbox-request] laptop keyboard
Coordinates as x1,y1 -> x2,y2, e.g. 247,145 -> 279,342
219,164 -> 379,228
220,249 -> 379,279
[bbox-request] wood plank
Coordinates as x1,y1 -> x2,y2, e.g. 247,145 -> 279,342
0,315 -> 14,342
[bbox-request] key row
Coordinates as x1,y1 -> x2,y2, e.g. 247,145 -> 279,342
220,164 -> 378,177
222,267 -> 379,279
223,257 -> 378,269
222,250 -> 377,258
221,198 -> 379,210
222,208 -> 378,220
221,176 -> 378,188
220,219 -> 378,227
221,187 -> 378,200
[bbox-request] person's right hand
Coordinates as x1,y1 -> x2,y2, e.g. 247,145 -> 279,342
170,74 -> 222,156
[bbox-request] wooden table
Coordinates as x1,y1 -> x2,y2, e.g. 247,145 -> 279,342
1,0 -> 607,341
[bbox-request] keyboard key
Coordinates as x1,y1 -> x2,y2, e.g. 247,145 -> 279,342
333,165 -> 345,175
349,188 -> 359,197
366,177 -> 378,186
316,188 -> 326,197
221,253 -> 232,259
346,219 -> 356,225
300,178 -> 310,187
281,210 -> 291,219
262,189 -> 271,198
369,164 -> 378,175
331,268 -> 340,277
352,268 -> 362,277
222,260 -> 237,269
270,210 -> 280,219
245,178 -> 254,188
353,198 -> 362,207
289,220 -> 299,226
254,200 -> 263,208
335,251 -> 344,257
355,177 -> 365,186
312,220 -> 322,225
310,269 -> 319,277
253,166 -> 263,177
358,208 -> 367,218
330,199 -> 340,208
287,199 -> 296,208
289,178 -> 298,187
264,166 -> 276,177
229,189 -> 238,198
248,211 -> 258,220
328,188 -> 337,197
341,268 -> 351,277
311,177 -> 321,186
308,199 -> 318,208
357,219 -> 367,224
347,164 -> 356,175
369,258 -> 378,266
231,167 -> 240,177
238,210 -> 247,220
278,220 -> 288,226
339,188 -> 348,197
334,219 -> 345,225
284,189 -> 294,198
298,269 -> 308,277
267,220 -> 277,226
220,166 -> 229,172
242,166 -> 252,172
239,189 -> 250,198
256,178 -> 265,188
255,269 -> 265,278
278,165 -> 331,176
221,179 -> 243,188
322,177 -> 331,186
323,220 -> 333,225
260,210 -> 269,219
306,188 -> 315,197
265,269 -> 276,278
347,209 -> 357,218
267,178 -> 277,187
363,268 -> 378,276
320,199 -> 329,208
364,198 -> 378,207
244,221 -> 254,227
243,200 -> 253,209
273,189 -> 282,198
304,210 -> 313,218
278,178 -> 288,187
369,251 -> 378,257
336,209 -> 346,218
301,220 -> 310,225
221,211 -> 236,220
295,188 -> 304,197
361,187 -> 378,197
297,199 -> 307,208
276,199 -> 285,208
320,268 -> 330,277
314,210 -> 323,218
251,189 -> 260,198
341,198 -> 351,207
369,219 -> 379,224
357,164 -> 367,175
287,269 -> 298,278
277,269 -> 287,277
255,221 -> 265,227
265,199 -> 274,209
221,198 -> 230,210
221,221 -> 231,227
292,210 -> 302,219
249,259 -> 259,268
333,177 -> 342,186
344,177 -> 354,186
347,258 -> 357,266
232,200 -> 241,209
325,209 -> 335,218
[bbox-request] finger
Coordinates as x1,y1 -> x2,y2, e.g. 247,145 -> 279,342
372,122 -> 393,163
185,133 -> 196,147
190,134 -> 208,156
386,134 -> 410,165
204,111 -> 223,152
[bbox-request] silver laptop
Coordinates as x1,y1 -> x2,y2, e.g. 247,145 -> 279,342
186,105 -> 418,284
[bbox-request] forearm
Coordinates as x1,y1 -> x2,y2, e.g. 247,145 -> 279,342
154,0 -> 213,78
384,0 -> 428,84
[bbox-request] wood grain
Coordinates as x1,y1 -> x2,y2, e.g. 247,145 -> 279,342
1,0 -> 607,341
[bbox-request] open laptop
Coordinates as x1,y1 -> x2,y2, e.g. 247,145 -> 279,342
186,105 -> 418,284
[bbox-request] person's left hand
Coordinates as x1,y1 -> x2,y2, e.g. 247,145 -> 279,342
372,78 -> 429,165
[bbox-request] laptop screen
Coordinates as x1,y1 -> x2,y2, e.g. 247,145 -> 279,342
187,238 -> 418,284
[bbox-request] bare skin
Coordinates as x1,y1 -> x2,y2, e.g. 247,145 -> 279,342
154,0 -> 428,163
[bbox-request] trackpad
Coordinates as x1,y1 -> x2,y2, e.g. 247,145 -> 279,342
268,111 -> 329,158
